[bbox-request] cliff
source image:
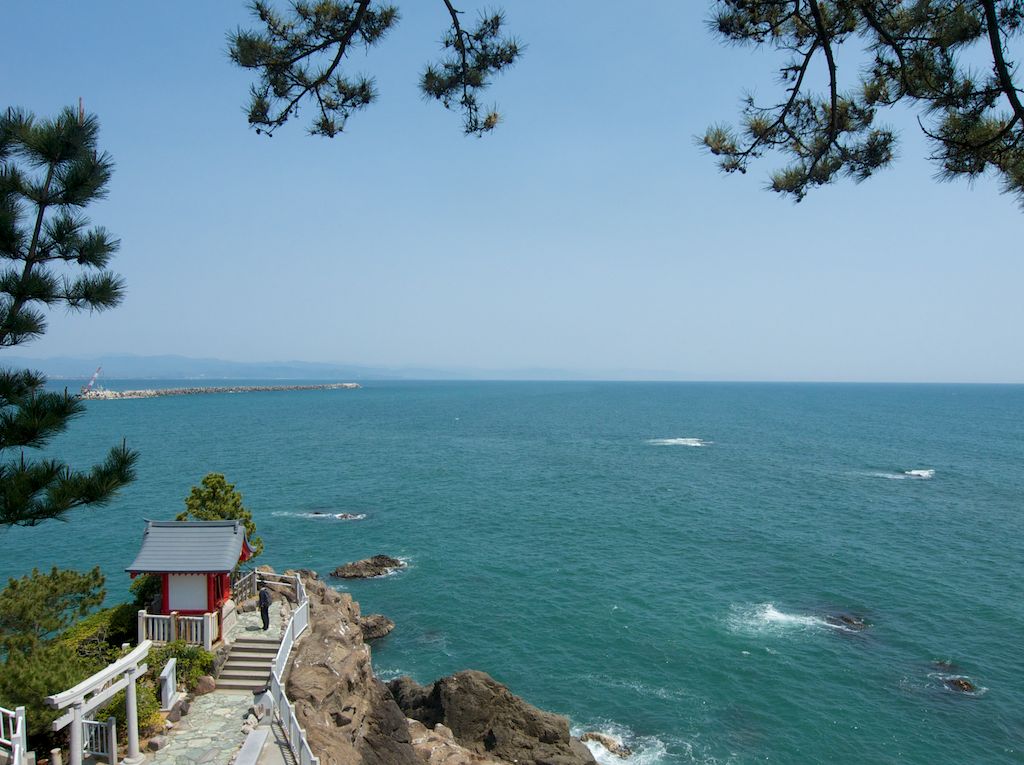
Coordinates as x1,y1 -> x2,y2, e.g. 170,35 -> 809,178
282,571 -> 596,765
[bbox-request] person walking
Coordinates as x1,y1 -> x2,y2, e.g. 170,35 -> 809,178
258,584 -> 271,631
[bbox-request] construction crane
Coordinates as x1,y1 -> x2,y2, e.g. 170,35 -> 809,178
81,366 -> 102,395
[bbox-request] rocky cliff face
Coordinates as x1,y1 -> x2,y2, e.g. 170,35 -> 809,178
389,673 -> 597,765
285,572 -> 418,765
284,571 -> 596,765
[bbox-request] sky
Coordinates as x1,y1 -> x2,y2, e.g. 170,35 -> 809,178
1,1 -> 1022,382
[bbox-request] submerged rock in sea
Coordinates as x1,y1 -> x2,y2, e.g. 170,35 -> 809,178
580,732 -> 632,758
824,613 -> 869,631
359,614 -> 395,641
332,555 -> 405,579
944,677 -> 977,693
388,671 -> 597,765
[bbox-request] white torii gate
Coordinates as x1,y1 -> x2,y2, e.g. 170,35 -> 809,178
46,641 -> 151,765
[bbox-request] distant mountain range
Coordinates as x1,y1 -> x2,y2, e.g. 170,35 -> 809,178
0,354 -> 651,381
0,354 -> 417,380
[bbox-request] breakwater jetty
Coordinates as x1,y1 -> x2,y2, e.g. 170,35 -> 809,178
81,382 -> 360,400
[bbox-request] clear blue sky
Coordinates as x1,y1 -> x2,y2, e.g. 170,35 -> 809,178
2,1 -> 1021,382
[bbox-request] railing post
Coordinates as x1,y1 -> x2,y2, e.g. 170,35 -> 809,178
202,613 -> 214,651
168,611 -> 178,643
68,703 -> 83,765
106,716 -> 117,765
137,610 -> 146,644
123,666 -> 142,765
14,706 -> 27,765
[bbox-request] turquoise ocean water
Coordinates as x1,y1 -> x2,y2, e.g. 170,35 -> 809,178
4,381 -> 1023,763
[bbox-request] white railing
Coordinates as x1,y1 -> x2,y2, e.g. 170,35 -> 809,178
255,572 -> 318,765
177,615 -> 204,645
139,611 -> 173,643
159,658 -> 181,711
82,717 -> 116,761
138,610 -> 218,650
233,570 -> 257,602
0,705 -> 27,765
47,641 -> 151,765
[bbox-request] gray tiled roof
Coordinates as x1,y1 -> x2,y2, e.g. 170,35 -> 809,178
126,520 -> 249,573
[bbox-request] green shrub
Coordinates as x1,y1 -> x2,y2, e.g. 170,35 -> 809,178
107,602 -> 138,645
98,681 -> 162,741
129,574 -> 161,610
57,603 -> 138,663
0,643 -> 96,741
150,641 -> 214,691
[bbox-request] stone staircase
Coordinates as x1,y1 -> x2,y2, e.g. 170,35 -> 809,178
217,635 -> 280,692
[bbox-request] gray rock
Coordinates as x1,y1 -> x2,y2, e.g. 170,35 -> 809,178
331,555 -> 405,579
359,614 -> 396,641
193,675 -> 216,695
147,736 -> 168,752
388,671 -> 597,765
580,732 -> 632,758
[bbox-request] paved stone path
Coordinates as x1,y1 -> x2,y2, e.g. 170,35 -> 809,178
143,600 -> 288,765
143,691 -> 251,765
228,600 -> 287,642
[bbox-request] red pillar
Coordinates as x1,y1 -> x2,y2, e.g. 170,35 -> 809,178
160,573 -> 169,614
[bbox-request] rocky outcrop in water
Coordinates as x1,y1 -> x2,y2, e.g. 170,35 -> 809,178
359,614 -> 395,641
824,613 -> 869,631
331,555 -> 405,579
388,673 -> 597,765
580,732 -> 631,758
944,677 -> 977,693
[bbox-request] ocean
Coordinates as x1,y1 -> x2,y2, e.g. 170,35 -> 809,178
4,381 -> 1023,763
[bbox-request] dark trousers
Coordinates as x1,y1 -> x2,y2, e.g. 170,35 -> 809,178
260,605 -> 270,630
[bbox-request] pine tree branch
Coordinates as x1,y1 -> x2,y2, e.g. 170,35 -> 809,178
982,0 -> 1024,128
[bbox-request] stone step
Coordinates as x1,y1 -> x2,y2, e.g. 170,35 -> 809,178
222,658 -> 275,670
221,667 -> 274,680
233,635 -> 281,644
230,647 -> 280,659
216,676 -> 270,691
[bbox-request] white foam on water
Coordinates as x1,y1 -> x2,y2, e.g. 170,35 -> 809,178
373,667 -> 410,682
571,721 -> 670,765
867,468 -> 935,480
271,510 -> 367,520
727,603 -> 827,635
579,675 -> 689,702
903,468 -> 935,479
647,438 -> 710,447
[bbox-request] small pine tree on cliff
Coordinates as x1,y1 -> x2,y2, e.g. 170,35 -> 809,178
177,473 -> 264,560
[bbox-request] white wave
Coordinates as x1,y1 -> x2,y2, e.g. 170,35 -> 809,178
867,468 -> 934,480
578,675 -> 689,702
647,437 -> 710,447
571,721 -> 670,765
727,603 -> 826,635
903,469 -> 935,479
271,510 -> 367,520
374,667 -> 410,682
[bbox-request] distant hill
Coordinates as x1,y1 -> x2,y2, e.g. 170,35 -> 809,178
0,354 -> 402,380
0,354 -> 674,381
